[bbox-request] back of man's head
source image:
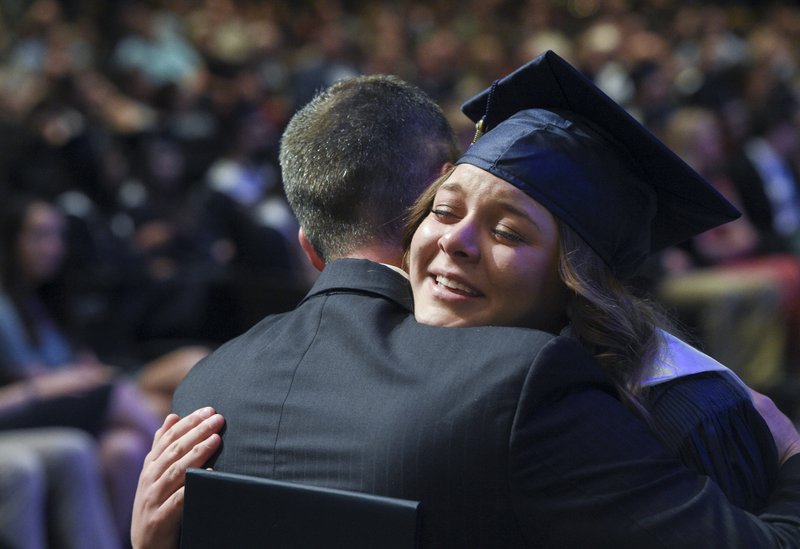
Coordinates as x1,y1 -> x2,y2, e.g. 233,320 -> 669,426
280,75 -> 457,263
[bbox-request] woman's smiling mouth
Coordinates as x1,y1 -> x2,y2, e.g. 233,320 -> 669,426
434,274 -> 481,297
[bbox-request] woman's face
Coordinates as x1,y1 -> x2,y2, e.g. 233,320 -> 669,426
408,164 -> 568,331
17,202 -> 67,283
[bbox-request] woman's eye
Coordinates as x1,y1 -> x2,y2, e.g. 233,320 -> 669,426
493,228 -> 524,243
430,207 -> 456,220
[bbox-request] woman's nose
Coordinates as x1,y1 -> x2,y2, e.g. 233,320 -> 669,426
439,219 -> 480,260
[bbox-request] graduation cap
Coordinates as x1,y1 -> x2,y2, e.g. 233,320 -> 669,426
458,50 -> 740,278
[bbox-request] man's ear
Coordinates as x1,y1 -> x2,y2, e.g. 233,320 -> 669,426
440,162 -> 455,176
298,228 -> 325,271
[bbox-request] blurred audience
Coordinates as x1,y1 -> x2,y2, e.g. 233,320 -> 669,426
2,1 -> 796,361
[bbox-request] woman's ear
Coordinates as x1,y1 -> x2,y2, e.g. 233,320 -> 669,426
440,162 -> 455,176
298,228 -> 325,271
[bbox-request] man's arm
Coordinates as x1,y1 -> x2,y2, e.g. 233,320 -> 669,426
131,407 -> 224,549
511,337 -> 800,548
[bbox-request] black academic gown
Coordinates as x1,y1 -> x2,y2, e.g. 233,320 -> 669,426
646,370 -> 779,512
173,258 -> 800,548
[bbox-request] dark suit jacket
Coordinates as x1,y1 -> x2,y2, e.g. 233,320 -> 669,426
173,259 -> 800,548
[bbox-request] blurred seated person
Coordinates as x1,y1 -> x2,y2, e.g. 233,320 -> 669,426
728,85 -> 800,256
0,193 -> 207,539
0,424 -> 122,548
656,106 -> 800,389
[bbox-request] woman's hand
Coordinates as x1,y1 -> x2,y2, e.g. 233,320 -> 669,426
130,407 -> 224,549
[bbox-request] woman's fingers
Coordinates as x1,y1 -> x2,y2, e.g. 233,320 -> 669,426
139,408 -> 225,500
149,407 -> 216,459
150,413 -> 181,452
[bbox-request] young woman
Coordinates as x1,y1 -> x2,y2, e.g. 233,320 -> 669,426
403,50 -> 779,512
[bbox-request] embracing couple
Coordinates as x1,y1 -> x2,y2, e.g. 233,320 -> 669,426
132,51 -> 800,549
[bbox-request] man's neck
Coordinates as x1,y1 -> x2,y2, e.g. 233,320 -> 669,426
339,243 -> 405,270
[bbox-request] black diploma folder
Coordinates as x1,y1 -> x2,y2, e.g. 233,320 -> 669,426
180,468 -> 421,548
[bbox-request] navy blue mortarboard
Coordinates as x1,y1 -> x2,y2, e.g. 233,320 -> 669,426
458,50 -> 740,278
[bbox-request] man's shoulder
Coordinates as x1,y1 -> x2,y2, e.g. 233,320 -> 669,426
410,323 -> 611,393
398,319 -> 559,353
396,320 -> 597,373
171,312 -> 291,405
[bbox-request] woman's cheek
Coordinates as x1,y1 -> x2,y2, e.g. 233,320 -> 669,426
411,222 -> 438,263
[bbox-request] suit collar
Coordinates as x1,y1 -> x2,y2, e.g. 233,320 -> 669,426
301,258 -> 414,312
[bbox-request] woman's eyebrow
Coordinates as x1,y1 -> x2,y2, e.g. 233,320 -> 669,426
439,181 -> 463,193
499,200 -> 541,232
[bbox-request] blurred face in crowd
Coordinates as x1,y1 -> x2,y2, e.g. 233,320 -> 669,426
17,201 -> 67,284
407,164 -> 568,332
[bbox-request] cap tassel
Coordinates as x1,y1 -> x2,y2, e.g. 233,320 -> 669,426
471,117 -> 486,144
470,80 -> 498,145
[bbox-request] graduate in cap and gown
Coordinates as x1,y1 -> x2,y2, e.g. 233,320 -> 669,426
404,50 -> 779,512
